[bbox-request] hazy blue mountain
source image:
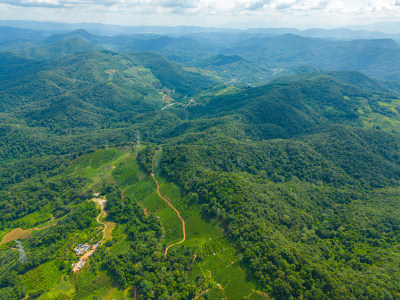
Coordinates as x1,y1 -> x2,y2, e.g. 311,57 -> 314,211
15,37 -> 99,60
223,34 -> 400,81
0,26 -> 49,50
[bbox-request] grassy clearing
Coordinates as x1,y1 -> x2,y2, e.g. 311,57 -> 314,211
101,287 -> 126,300
1,204 -> 56,245
0,228 -> 33,245
123,65 -> 161,90
215,85 -> 241,96
103,221 -> 115,242
152,149 -> 163,175
107,224 -> 130,255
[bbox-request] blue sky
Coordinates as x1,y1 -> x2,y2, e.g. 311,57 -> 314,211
1,0 -> 400,29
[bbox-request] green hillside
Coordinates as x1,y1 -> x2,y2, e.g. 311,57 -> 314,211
15,37 -> 100,61
0,34 -> 400,300
0,49 -> 217,133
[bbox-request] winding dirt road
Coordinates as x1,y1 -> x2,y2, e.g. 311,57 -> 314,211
151,173 -> 186,258
92,198 -> 108,246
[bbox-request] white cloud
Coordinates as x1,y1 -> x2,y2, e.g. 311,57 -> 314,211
0,0 -> 352,12
1,0 -> 400,28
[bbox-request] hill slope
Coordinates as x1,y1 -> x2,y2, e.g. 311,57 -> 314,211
0,42 -> 400,300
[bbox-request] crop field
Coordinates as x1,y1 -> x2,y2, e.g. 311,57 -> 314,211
215,261 -> 258,299
151,177 -> 260,299
72,263 -> 98,292
113,147 -> 261,299
193,236 -> 260,299
23,261 -> 62,295
109,240 -> 131,256
73,270 -> 120,300
38,278 -> 76,299
356,97 -> 400,133
109,155 -> 184,245
204,288 -> 226,299
136,187 -> 165,212
100,287 -> 127,300
158,180 -> 182,207
123,65 -> 161,90
69,148 -> 128,182
183,212 -> 223,248
15,203 -> 54,229
157,204 -> 183,245
111,157 -> 140,186
246,291 -> 271,299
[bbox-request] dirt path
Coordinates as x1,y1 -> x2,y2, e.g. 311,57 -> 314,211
92,198 -> 108,246
97,212 -> 107,246
151,173 -> 186,258
161,103 -> 177,111
143,207 -> 149,217
193,289 -> 210,300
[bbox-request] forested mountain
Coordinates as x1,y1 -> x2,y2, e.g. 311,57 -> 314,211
0,27 -> 400,299
3,26 -> 400,83
222,34 -> 400,80
0,49 -> 217,132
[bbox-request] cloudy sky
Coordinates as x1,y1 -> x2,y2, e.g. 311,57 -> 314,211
1,0 -> 400,29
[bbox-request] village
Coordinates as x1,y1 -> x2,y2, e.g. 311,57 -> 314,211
72,240 -> 102,273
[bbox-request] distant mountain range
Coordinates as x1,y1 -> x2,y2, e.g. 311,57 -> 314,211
1,19 -> 400,40
2,25 -> 400,83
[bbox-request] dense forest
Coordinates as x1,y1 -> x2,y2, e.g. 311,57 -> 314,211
0,26 -> 400,299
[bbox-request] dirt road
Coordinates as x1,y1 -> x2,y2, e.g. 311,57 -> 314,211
92,197 -> 108,246
151,173 -> 186,258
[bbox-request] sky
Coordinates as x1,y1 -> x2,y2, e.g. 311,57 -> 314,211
1,0 -> 400,30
